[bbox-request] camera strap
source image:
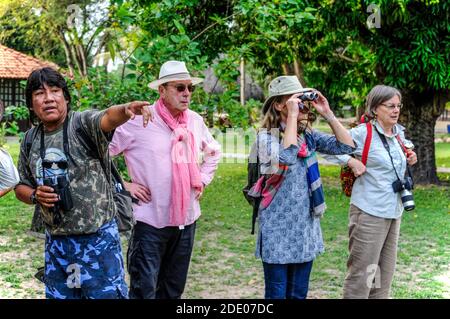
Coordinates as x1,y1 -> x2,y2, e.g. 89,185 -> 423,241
374,127 -> 403,181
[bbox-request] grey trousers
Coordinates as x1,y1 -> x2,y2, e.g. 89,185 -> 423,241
343,204 -> 401,299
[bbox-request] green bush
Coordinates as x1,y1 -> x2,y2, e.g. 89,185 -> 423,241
3,105 -> 29,138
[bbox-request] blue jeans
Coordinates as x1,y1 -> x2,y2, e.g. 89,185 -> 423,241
262,261 -> 314,299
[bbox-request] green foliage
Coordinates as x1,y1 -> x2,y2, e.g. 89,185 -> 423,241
2,106 -> 29,138
0,0 -> 67,66
5,105 -> 29,121
0,123 -> 7,147
0,0 -> 117,76
367,0 -> 449,91
1,139 -> 449,298
69,67 -> 156,111
435,142 -> 450,168
231,0 -> 317,74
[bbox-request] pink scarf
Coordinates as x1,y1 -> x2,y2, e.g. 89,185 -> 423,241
155,98 -> 202,225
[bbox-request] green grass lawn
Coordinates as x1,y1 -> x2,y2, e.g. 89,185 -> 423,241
1,140 -> 449,298
1,159 -> 448,298
436,142 -> 450,168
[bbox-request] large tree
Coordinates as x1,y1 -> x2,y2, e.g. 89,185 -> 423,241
228,0 -> 448,183
0,1 -> 66,66
0,0 -> 115,78
326,0 -> 449,184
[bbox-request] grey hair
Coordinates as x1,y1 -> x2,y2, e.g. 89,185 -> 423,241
365,85 -> 402,117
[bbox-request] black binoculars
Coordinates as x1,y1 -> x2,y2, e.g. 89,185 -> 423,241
300,91 -> 318,101
43,175 -> 74,225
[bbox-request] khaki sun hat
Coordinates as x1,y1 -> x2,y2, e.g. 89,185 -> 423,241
262,76 -> 313,114
148,60 -> 203,90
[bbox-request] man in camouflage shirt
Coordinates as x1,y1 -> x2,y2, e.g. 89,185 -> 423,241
15,67 -> 151,299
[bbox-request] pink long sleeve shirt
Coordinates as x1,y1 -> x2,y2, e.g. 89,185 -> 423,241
109,105 -> 221,228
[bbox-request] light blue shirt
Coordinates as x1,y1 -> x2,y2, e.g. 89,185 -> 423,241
0,148 -> 19,191
322,121 -> 414,219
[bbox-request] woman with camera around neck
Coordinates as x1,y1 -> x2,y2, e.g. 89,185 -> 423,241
250,75 -> 355,299
323,85 -> 418,299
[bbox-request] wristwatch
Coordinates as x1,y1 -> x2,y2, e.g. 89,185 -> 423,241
30,190 -> 37,204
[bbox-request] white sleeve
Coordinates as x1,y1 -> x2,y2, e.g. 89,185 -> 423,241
0,148 -> 19,190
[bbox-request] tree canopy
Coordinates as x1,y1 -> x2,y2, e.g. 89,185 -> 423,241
1,0 -> 448,183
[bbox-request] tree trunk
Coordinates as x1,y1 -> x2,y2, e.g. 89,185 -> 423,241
293,58 -> 306,87
59,32 -> 75,78
76,44 -> 88,77
281,63 -> 289,75
240,58 -> 245,106
69,43 -> 84,77
400,89 -> 448,184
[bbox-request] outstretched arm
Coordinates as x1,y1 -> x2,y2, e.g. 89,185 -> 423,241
310,91 -> 355,148
101,101 -> 152,133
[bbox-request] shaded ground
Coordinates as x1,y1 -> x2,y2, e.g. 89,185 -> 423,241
0,165 -> 448,299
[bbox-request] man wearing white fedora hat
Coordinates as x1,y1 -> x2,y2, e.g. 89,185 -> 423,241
110,60 -> 221,299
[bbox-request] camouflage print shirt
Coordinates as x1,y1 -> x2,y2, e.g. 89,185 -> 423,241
17,110 -> 115,235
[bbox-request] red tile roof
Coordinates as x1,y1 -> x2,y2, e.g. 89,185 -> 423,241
0,44 -> 58,79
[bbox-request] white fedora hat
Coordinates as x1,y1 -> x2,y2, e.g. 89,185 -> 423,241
262,76 -> 313,114
148,60 -> 203,90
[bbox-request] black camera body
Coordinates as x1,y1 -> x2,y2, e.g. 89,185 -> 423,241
392,176 -> 415,211
300,91 -> 318,101
43,175 -> 74,224
392,176 -> 413,193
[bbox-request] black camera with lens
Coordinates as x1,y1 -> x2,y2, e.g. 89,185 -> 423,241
392,176 -> 413,193
300,91 -> 318,101
392,176 -> 415,211
43,174 -> 74,225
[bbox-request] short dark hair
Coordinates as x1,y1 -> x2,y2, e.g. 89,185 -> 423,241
25,67 -> 71,124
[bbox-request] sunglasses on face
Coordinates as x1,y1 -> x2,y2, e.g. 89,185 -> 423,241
42,160 -> 68,170
166,83 -> 195,93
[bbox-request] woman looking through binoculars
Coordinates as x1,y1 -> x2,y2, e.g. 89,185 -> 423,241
249,75 -> 355,299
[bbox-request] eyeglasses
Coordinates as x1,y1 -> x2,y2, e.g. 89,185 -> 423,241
381,103 -> 403,110
165,83 -> 195,93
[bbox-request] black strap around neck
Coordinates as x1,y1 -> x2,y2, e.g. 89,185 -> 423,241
374,126 -> 403,181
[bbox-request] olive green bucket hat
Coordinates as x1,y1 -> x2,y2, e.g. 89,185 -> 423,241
262,76 -> 313,114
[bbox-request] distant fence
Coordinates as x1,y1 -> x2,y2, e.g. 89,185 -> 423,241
439,109 -> 450,121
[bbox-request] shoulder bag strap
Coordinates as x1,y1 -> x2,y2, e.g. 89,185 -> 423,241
361,122 -> 372,165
